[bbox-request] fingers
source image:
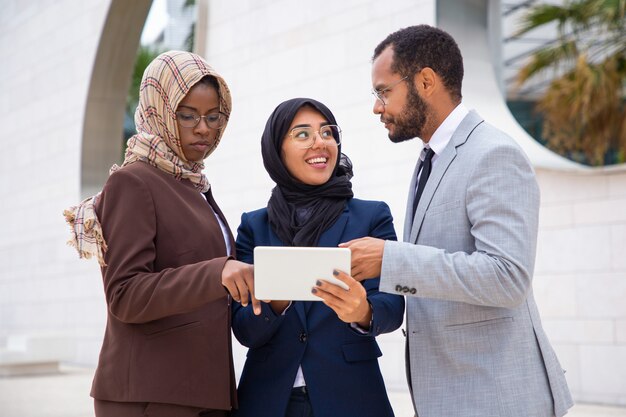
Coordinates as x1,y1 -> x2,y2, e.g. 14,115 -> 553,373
239,264 -> 262,315
351,265 -> 367,281
247,284 -> 262,315
338,237 -> 368,248
222,279 -> 241,303
222,261 -> 258,313
338,237 -> 383,280
311,285 -> 343,310
319,269 -> 355,297
236,278 -> 250,307
312,271 -> 369,324
332,268 -> 356,286
313,269 -> 364,303
342,262 -> 367,282
249,296 -> 262,315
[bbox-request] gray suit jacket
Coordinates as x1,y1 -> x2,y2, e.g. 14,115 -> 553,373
380,111 -> 573,417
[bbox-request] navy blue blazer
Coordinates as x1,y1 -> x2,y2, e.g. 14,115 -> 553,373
232,198 -> 404,417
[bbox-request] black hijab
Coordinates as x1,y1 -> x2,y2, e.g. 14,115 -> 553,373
262,98 -> 354,246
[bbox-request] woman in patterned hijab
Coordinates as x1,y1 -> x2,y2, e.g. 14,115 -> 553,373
64,51 -> 258,416
65,50 -> 231,263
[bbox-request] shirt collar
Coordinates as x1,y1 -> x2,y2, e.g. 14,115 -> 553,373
423,102 -> 469,156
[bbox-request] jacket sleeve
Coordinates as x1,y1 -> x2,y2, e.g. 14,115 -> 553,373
98,168 -> 229,324
380,142 -> 540,308
360,202 -> 405,336
231,212 -> 287,348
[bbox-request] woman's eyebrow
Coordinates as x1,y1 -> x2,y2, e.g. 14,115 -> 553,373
177,104 -> 220,113
291,121 -> 330,129
177,104 -> 197,111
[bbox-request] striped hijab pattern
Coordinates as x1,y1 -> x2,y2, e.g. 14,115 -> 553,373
64,51 -> 231,266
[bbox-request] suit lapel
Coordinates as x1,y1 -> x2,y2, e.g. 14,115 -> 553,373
317,207 -> 349,248
408,144 -> 457,242
268,226 -> 284,247
407,111 -> 484,243
403,161 -> 421,241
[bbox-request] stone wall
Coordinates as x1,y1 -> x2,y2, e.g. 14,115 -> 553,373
534,169 -> 626,405
0,0 -> 112,366
0,0 -> 150,365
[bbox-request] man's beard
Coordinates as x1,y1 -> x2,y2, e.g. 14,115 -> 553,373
386,85 -> 430,143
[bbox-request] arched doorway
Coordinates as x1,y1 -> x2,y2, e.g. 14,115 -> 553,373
81,0 -> 152,198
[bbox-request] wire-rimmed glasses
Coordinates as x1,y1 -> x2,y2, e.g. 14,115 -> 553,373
287,124 -> 342,149
175,111 -> 228,129
371,76 -> 408,106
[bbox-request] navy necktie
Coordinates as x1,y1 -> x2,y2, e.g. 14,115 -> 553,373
412,147 -> 435,218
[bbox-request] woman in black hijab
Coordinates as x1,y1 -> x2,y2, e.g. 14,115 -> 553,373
231,98 -> 404,417
262,98 -> 354,247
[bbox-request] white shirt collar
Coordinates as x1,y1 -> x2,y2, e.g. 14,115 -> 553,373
423,103 -> 469,156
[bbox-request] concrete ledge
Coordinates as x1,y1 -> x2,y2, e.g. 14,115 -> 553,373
0,334 -> 74,377
0,361 -> 61,377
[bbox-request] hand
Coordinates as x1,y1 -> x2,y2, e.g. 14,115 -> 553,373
312,269 -> 371,328
339,237 -> 385,281
221,260 -> 261,315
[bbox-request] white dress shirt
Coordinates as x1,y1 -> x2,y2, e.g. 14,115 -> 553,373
201,193 -> 232,256
418,102 -> 469,177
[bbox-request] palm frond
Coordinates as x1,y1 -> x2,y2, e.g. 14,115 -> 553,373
536,55 -> 625,165
516,41 -> 578,84
515,0 -> 626,165
514,4 -> 570,37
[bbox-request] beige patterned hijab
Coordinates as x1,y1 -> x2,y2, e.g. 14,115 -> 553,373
64,51 -> 232,266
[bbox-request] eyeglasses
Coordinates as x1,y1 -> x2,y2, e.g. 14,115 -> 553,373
175,111 -> 227,129
371,76 -> 408,106
288,124 -> 341,149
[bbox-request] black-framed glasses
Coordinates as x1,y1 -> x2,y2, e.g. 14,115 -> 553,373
288,124 -> 341,149
371,76 -> 408,106
175,111 -> 228,129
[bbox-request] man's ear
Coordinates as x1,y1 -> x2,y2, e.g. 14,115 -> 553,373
414,67 -> 437,98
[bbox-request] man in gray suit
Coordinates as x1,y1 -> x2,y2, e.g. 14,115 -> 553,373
341,25 -> 574,417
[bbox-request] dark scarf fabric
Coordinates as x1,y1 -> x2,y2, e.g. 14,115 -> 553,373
261,98 -> 354,246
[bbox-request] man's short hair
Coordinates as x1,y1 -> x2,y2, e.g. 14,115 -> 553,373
373,25 -> 464,101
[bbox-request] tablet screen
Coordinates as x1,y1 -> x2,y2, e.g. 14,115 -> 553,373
253,246 -> 351,301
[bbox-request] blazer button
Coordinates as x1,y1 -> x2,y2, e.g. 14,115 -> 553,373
410,288 -> 416,294
395,285 -> 403,292
402,286 -> 410,293
299,332 -> 307,343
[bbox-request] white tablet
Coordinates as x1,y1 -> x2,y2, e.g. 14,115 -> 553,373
253,246 -> 351,301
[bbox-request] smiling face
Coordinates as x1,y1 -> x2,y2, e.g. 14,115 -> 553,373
176,82 -> 221,162
281,106 -> 339,186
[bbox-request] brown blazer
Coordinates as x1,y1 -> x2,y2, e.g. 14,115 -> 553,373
91,161 -> 236,411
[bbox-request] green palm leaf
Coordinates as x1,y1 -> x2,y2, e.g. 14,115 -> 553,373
515,0 -> 626,165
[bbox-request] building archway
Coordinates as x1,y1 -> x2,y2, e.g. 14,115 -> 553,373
81,0 -> 152,198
